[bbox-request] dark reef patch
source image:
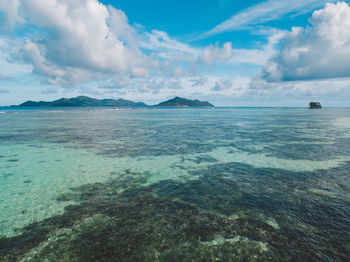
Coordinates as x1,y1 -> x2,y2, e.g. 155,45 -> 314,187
27,144 -> 44,148
264,138 -> 350,161
1,162 -> 349,262
7,159 -> 19,162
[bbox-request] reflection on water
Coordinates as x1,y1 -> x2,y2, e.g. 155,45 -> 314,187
0,108 -> 350,261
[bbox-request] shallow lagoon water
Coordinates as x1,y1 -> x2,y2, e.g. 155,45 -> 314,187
0,107 -> 349,261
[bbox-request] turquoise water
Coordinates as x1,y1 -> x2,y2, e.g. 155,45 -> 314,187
0,107 -> 349,261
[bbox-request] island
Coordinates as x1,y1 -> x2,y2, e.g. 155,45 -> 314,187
13,96 -> 215,108
309,102 -> 322,109
16,96 -> 148,108
155,97 -> 214,107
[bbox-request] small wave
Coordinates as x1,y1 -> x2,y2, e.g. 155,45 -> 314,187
0,112 -> 5,114
114,108 -> 133,111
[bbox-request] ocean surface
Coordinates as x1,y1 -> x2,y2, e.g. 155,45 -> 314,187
0,107 -> 349,261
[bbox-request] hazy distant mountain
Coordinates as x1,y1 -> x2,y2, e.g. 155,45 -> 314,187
155,97 -> 214,107
17,96 -> 148,107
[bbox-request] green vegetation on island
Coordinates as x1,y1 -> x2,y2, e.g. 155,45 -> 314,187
155,97 -> 214,107
14,96 -> 215,108
17,96 -> 148,108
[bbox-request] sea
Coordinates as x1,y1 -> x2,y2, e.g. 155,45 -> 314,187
0,107 -> 349,261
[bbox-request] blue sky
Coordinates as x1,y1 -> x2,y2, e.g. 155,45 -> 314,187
0,0 -> 350,106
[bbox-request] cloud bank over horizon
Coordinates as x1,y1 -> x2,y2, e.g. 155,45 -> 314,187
0,0 -> 349,106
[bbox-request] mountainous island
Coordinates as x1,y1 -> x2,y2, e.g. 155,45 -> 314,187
17,96 -> 147,108
14,96 -> 214,108
155,97 -> 213,107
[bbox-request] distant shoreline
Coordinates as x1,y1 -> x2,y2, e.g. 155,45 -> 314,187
8,96 -> 214,108
1,106 -> 349,110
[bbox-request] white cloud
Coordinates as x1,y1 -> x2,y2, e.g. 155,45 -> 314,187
0,0 -> 22,32
1,0 -> 148,85
141,30 -> 196,56
250,76 -> 350,104
21,40 -> 94,85
198,42 -> 234,65
190,77 -> 208,87
202,0 -> 335,37
262,2 -> 350,82
86,75 -> 251,105
211,78 -> 233,91
0,0 -> 238,87
140,30 -> 234,67
229,29 -> 285,65
2,0 -> 347,106
0,37 -> 31,77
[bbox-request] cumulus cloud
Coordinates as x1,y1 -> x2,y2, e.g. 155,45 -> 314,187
198,42 -> 234,65
201,44 -> 235,65
21,0 -> 149,85
0,0 -> 237,87
0,0 -> 149,85
262,2 -> 350,82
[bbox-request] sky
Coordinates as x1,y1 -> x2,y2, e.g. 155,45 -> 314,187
0,0 -> 350,106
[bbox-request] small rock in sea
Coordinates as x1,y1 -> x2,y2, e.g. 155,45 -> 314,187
309,102 -> 322,109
